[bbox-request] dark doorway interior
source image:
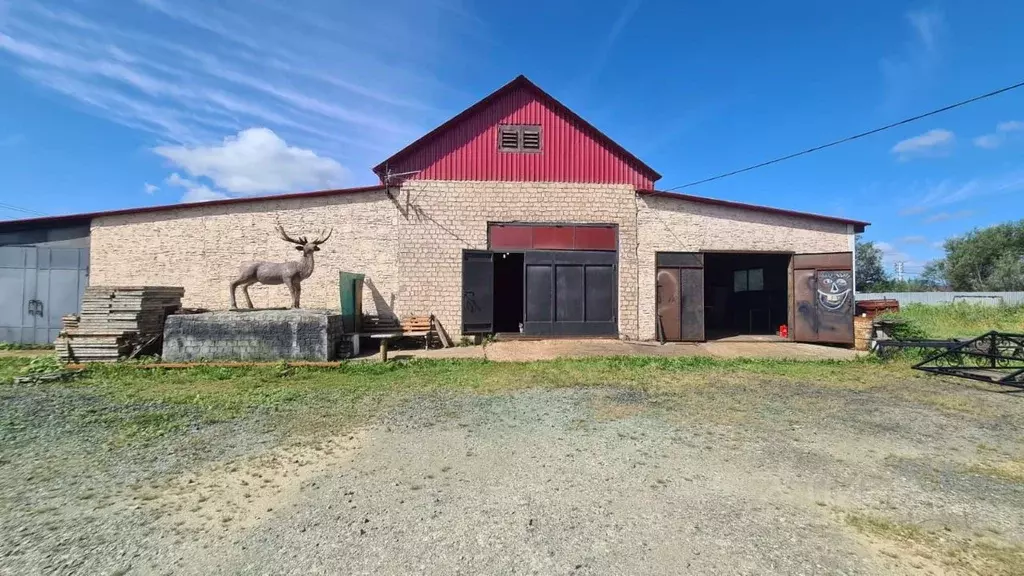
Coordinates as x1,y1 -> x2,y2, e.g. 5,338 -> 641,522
703,253 -> 790,338
493,252 -> 524,333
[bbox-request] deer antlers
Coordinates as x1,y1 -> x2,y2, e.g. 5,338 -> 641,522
276,223 -> 333,246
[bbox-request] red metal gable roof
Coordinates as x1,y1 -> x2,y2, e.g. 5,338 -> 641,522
373,75 -> 661,188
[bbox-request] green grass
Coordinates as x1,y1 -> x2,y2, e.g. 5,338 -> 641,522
0,342 -> 54,351
885,303 -> 1024,340
845,511 -> 1024,575
0,355 -> 915,443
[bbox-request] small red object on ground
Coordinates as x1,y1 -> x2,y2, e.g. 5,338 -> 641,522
779,324 -> 789,339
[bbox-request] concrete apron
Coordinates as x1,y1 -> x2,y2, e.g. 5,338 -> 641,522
381,339 -> 861,362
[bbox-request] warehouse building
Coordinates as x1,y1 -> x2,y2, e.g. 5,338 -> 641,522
0,75 -> 866,345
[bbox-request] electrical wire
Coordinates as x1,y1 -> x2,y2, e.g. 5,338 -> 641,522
664,79 -> 1024,191
0,202 -> 46,216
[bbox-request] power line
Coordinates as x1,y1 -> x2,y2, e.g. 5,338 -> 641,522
0,202 -> 46,217
665,79 -> 1024,191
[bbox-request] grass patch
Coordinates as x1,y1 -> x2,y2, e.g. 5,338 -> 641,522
966,460 -> 1024,484
0,355 -> 927,444
0,342 -> 54,351
845,511 -> 1024,575
885,303 -> 1024,340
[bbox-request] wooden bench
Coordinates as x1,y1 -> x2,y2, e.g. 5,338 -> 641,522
362,315 -> 435,360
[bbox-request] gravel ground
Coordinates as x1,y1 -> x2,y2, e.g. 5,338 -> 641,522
2,372 -> 1023,575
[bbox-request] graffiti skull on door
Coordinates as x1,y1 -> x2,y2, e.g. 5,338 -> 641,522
817,271 -> 852,314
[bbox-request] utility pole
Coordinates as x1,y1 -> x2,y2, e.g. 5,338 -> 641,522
894,261 -> 905,282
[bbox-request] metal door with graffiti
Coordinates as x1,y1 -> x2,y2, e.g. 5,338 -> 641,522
792,253 -> 854,345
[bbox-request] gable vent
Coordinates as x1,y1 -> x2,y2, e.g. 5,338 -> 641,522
522,128 -> 541,150
498,124 -> 542,152
499,126 -> 520,150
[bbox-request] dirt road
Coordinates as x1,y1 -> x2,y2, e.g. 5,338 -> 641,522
2,366 -> 1022,575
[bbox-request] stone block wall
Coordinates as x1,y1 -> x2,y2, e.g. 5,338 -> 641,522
88,181 -> 857,344
392,181 -> 639,340
163,310 -> 343,361
635,194 -> 854,340
90,191 -> 399,316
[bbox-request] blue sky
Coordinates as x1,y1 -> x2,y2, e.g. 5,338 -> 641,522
0,1 -> 1022,276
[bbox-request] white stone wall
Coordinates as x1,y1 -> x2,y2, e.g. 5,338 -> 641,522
392,181 -> 639,339
89,183 -> 854,342
635,194 -> 853,340
90,191 -> 399,314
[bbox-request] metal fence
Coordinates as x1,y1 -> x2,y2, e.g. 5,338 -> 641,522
855,292 -> 1024,306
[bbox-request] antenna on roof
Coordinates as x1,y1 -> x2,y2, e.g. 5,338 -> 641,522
380,164 -> 419,186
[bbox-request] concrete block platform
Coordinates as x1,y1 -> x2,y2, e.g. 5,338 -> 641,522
162,309 -> 344,362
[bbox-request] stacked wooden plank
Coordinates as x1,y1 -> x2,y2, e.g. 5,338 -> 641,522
56,286 -> 184,363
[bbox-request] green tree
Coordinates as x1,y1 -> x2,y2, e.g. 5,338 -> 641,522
943,220 -> 1024,291
919,260 -> 948,289
855,237 -> 888,292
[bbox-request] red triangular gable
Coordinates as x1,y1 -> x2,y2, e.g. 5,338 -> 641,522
374,76 -> 660,188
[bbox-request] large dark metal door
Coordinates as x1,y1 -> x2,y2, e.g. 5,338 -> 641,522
524,251 -> 616,336
792,253 -> 854,345
462,250 -> 494,334
0,247 -> 89,345
679,267 -> 705,341
656,268 -> 680,341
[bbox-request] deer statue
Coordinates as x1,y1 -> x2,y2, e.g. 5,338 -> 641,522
229,225 -> 333,309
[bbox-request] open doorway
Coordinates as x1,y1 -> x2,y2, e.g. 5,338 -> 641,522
493,252 -> 524,333
703,253 -> 790,339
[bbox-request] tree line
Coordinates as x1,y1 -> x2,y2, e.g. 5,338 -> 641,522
855,219 -> 1024,293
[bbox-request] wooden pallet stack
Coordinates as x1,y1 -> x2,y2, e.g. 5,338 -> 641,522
56,286 -> 185,363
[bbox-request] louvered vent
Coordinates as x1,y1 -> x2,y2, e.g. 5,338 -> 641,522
521,128 -> 541,150
499,127 -> 520,150
497,124 -> 542,152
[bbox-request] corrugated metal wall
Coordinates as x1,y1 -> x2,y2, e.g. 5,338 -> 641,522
387,85 -> 655,188
856,292 -> 1024,306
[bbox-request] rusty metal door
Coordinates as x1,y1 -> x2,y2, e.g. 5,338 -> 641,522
813,270 -> 854,343
792,264 -> 854,344
793,268 -> 817,342
656,268 -> 680,341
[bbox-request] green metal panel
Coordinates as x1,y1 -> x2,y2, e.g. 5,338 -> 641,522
338,271 -> 365,333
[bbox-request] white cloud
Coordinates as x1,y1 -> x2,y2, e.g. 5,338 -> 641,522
973,134 -> 1002,149
154,128 -> 348,196
891,129 -> 954,160
880,9 -> 944,107
875,241 -> 912,267
143,182 -> 159,194
166,172 -> 229,203
899,235 -> 927,244
894,170 -> 1024,218
924,210 -> 975,223
973,120 -> 1024,150
0,0 -> 479,186
907,9 -> 942,54
997,120 -> 1024,132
